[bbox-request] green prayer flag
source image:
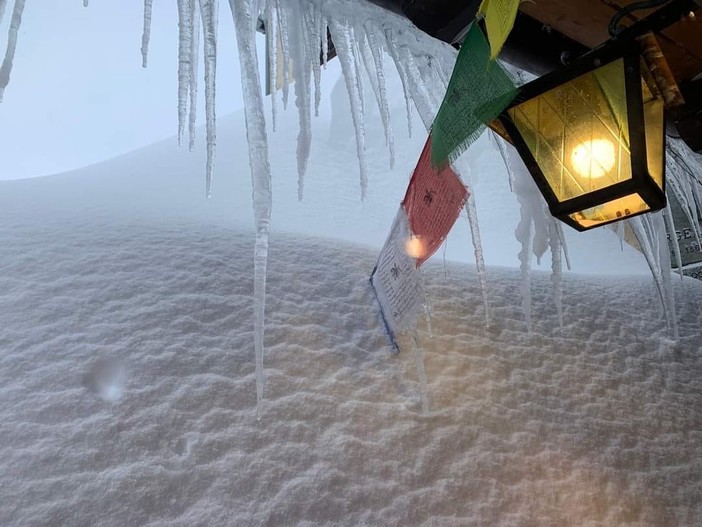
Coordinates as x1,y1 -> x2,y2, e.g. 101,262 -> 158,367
431,24 -> 518,167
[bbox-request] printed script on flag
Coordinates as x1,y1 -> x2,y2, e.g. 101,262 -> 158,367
402,136 -> 470,267
371,209 -> 424,340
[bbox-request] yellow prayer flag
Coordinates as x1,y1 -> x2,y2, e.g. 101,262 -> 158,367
478,0 -> 520,59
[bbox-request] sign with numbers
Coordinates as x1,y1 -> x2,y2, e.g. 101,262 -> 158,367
667,192 -> 702,278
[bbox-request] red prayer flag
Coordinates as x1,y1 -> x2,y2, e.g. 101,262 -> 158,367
402,136 -> 469,267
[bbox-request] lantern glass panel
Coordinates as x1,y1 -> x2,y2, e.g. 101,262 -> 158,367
641,71 -> 665,190
508,59 -> 633,203
569,193 -> 650,229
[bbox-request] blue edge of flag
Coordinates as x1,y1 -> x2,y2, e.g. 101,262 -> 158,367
369,266 -> 401,355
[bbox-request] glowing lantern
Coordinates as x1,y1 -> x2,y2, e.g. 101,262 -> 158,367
499,41 -> 666,231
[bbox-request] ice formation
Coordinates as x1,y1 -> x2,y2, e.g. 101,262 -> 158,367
0,0 -> 25,102
229,0 -> 273,417
2,0 -> 701,410
141,0 -> 154,68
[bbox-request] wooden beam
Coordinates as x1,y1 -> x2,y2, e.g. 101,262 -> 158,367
518,0 -> 702,82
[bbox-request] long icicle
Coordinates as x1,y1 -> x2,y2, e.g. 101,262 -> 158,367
177,0 -> 193,145
0,0 -> 9,25
548,218 -> 564,328
0,0 -> 26,102
411,330 -> 429,415
361,23 -> 395,169
229,0 -> 273,418
329,19 -> 369,199
465,196 -> 491,327
141,0 -> 154,68
200,0 -> 218,198
188,0 -> 200,151
264,1 -> 278,131
286,0 -> 312,201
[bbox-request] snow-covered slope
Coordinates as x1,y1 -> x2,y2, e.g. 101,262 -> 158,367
0,67 -> 650,276
1,213 -> 702,525
3,67 -> 701,525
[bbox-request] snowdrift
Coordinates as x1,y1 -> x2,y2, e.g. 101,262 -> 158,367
1,211 -> 702,525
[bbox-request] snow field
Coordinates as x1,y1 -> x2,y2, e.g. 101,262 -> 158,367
1,215 -> 701,525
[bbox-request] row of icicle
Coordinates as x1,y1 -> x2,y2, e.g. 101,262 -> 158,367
1,0 -> 701,412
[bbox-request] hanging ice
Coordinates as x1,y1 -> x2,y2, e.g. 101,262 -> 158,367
328,19 -> 369,199
177,0 -> 193,146
188,0 -> 200,151
283,0 -> 312,200
628,214 -> 678,338
547,216 -> 564,328
465,196 -> 491,327
360,23 -> 395,168
264,2 -> 278,131
0,0 -> 25,103
228,0 -> 273,417
200,0 -> 218,198
0,1 -> 7,27
411,330 -> 429,415
141,0 -> 154,68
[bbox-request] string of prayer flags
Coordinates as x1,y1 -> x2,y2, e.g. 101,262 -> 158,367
371,209 -> 425,350
431,23 -> 518,168
478,0 -> 521,59
402,136 -> 470,267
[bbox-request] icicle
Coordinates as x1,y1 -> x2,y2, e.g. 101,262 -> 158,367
200,0 -> 218,198
663,202 -> 684,279
548,218 -> 564,328
320,15 -> 329,68
532,209 -> 549,265
0,1 -> 7,27
654,213 -> 678,339
418,269 -> 433,337
384,29 -> 413,138
275,2 -> 291,110
555,221 -> 571,271
329,19 -> 369,199
628,216 -> 674,335
465,196 -> 491,327
0,0 -> 25,103
509,151 -> 535,330
188,0 -> 200,152
616,220 -> 626,251
285,0 -> 312,201
393,44 -> 434,131
516,202 -> 534,331
141,0 -> 154,68
83,0 -> 88,6
491,130 -> 514,192
311,4 -> 323,115
351,28 -> 366,117
442,239 -> 449,278
229,0 -> 273,418
362,22 -> 395,169
411,330 -> 429,415
265,2 -> 278,131
177,0 -> 193,146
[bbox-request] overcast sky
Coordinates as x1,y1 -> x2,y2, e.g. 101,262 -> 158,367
0,1 -> 257,180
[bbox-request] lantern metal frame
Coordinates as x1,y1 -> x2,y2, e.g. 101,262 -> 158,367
498,38 -> 667,231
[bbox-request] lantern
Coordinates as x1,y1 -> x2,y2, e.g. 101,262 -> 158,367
499,41 -> 666,231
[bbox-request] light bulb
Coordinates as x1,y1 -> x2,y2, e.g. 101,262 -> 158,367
570,138 -> 616,179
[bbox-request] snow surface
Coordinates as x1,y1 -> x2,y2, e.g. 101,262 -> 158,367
2,64 -> 701,524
